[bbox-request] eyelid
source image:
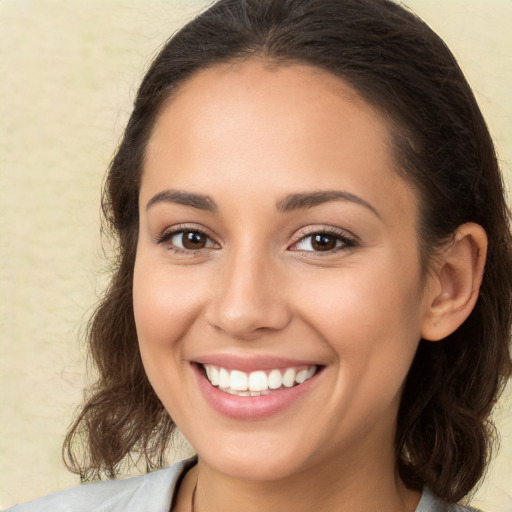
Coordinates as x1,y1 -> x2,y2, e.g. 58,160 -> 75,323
153,223 -> 357,255
154,223 -> 220,252
288,225 -> 358,253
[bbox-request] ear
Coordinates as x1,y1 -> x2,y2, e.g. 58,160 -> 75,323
421,223 -> 488,342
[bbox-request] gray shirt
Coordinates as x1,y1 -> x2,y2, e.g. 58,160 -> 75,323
2,458 -> 482,512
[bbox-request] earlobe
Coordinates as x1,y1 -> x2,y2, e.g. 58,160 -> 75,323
421,223 -> 487,342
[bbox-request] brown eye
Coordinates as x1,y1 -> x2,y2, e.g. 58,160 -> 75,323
290,230 -> 356,253
164,229 -> 217,251
310,234 -> 337,251
182,231 -> 207,249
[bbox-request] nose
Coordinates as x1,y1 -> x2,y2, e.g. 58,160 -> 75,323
204,249 -> 291,340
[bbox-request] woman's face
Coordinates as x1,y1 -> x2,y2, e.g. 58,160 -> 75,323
134,61 -> 434,481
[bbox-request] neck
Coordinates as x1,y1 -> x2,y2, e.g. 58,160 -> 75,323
182,445 -> 420,512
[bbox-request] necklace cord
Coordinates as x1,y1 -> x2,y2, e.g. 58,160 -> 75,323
191,470 -> 199,512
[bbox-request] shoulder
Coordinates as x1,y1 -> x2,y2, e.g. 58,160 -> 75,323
2,458 -> 196,512
416,487 -> 484,512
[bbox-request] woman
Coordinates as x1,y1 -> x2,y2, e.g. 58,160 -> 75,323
5,0 -> 511,511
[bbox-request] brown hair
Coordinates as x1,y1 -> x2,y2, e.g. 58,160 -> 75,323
63,0 -> 512,503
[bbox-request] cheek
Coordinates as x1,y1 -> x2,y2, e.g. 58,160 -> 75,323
132,254 -> 209,416
294,255 -> 425,372
132,254 -> 206,358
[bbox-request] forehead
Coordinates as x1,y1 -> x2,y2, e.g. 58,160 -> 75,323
151,60 -> 386,153
143,60 -> 416,224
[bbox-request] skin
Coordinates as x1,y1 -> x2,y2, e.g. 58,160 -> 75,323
133,61 -> 485,512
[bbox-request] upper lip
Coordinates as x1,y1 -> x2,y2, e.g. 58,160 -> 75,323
193,353 -> 322,372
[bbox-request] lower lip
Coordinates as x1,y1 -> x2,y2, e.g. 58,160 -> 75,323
194,364 -> 320,420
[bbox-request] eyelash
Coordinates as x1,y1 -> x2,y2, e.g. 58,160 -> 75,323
155,225 -> 216,255
290,227 -> 357,255
155,225 -> 357,255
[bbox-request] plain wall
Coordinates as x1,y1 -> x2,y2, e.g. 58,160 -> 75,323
1,1 -> 511,509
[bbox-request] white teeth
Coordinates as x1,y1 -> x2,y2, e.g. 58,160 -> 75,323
295,368 -> 308,384
210,366 -> 220,386
268,369 -> 282,389
230,370 -> 248,391
219,367 -> 230,388
282,368 -> 296,388
249,371 -> 268,391
202,364 -> 318,396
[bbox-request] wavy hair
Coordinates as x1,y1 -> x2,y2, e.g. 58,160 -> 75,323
63,0 -> 512,503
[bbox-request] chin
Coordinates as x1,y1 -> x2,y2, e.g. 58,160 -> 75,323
194,434 -> 314,482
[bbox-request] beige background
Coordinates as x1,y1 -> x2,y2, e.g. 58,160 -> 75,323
0,1 -> 511,509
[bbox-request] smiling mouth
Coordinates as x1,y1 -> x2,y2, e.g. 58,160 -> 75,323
200,364 -> 319,397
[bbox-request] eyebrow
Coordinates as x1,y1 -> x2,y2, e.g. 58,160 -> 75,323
146,188 -> 380,218
146,190 -> 218,213
276,190 -> 381,218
